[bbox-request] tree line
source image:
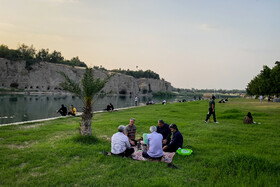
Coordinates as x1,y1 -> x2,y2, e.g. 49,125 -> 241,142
110,69 -> 160,79
246,61 -> 280,97
0,44 -> 87,70
176,88 -> 246,94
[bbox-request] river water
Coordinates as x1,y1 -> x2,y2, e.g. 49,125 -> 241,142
0,94 -> 188,124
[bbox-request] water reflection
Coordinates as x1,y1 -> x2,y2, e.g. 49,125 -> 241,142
0,94 -> 186,124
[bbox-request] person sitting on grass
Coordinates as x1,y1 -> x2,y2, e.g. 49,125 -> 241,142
163,124 -> 183,152
111,125 -> 134,157
68,105 -> 77,116
156,119 -> 171,146
243,112 -> 256,124
106,103 -> 114,112
124,118 -> 137,146
142,126 -> 164,160
57,104 -> 67,116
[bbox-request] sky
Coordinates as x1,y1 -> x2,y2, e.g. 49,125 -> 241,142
0,0 -> 279,90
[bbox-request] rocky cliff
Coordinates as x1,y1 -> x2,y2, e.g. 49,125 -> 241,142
0,58 -> 172,95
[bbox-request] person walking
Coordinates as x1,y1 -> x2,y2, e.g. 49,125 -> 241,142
205,95 -> 219,123
260,95 -> 263,103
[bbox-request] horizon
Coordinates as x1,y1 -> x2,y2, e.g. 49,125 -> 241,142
1,0 -> 279,90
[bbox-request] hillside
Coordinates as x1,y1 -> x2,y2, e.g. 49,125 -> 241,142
0,58 -> 172,95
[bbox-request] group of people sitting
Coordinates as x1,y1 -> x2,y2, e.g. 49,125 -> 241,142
57,104 -> 77,116
218,98 -> 229,103
111,118 -> 183,159
146,100 -> 155,105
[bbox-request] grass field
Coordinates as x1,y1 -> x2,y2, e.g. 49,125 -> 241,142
0,98 -> 280,186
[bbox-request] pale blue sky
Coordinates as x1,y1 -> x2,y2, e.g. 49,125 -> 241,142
1,0 -> 279,89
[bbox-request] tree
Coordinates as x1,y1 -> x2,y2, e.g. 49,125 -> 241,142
36,48 -> 50,62
59,68 -> 109,136
49,50 -> 64,64
0,44 -> 9,58
17,44 -> 36,60
271,61 -> 280,95
68,56 -> 87,67
246,62 -> 280,97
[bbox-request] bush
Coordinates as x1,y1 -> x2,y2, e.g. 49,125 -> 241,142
0,43 -> 88,69
152,91 -> 176,97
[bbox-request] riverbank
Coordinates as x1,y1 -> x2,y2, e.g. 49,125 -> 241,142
0,105 -> 138,127
0,98 -> 279,186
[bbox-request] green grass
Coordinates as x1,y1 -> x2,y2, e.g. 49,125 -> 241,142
0,98 -> 280,186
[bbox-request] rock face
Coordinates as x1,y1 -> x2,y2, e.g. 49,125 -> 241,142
0,58 -> 172,95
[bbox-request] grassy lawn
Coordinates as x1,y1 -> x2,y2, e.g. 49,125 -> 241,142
0,98 -> 280,186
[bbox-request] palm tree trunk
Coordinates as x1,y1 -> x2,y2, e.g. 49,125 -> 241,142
80,105 -> 93,136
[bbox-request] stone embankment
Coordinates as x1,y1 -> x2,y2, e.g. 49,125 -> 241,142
0,58 -> 172,95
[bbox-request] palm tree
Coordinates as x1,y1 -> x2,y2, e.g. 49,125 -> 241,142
59,68 -> 108,136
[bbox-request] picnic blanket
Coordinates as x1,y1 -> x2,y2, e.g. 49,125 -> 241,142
131,146 -> 175,163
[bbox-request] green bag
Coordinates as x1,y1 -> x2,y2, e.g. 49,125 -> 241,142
176,148 -> 193,156
143,133 -> 148,144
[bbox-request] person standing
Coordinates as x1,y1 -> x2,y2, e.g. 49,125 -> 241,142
156,119 -> 171,146
260,95 -> 263,103
124,118 -> 137,145
205,95 -> 219,123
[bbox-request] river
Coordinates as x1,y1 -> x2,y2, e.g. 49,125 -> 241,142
0,94 -> 189,124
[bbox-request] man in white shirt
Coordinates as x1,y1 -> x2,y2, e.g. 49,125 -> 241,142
111,125 -> 134,157
142,126 -> 164,159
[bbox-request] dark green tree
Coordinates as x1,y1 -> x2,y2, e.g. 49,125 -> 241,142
0,44 -> 10,58
17,44 -> 36,60
49,50 -> 64,64
246,62 -> 280,97
271,61 -> 280,95
36,48 -> 50,62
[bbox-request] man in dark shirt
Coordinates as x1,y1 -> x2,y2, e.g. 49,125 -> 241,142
57,104 -> 67,116
163,124 -> 183,152
205,95 -> 219,123
156,119 -> 171,146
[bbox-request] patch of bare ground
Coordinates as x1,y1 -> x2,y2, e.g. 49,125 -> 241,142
20,123 -> 46,129
7,141 -> 37,149
19,163 -> 27,168
99,135 -> 110,141
48,131 -> 76,143
30,172 -> 46,177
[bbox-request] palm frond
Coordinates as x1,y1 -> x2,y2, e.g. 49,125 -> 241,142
81,68 -> 108,99
58,71 -> 82,97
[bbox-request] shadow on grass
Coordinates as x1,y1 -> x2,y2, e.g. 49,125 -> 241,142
72,135 -> 100,145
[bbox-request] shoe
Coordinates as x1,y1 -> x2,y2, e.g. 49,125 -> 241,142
215,122 -> 219,124
205,121 -> 207,123
167,163 -> 179,169
101,151 -> 109,156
